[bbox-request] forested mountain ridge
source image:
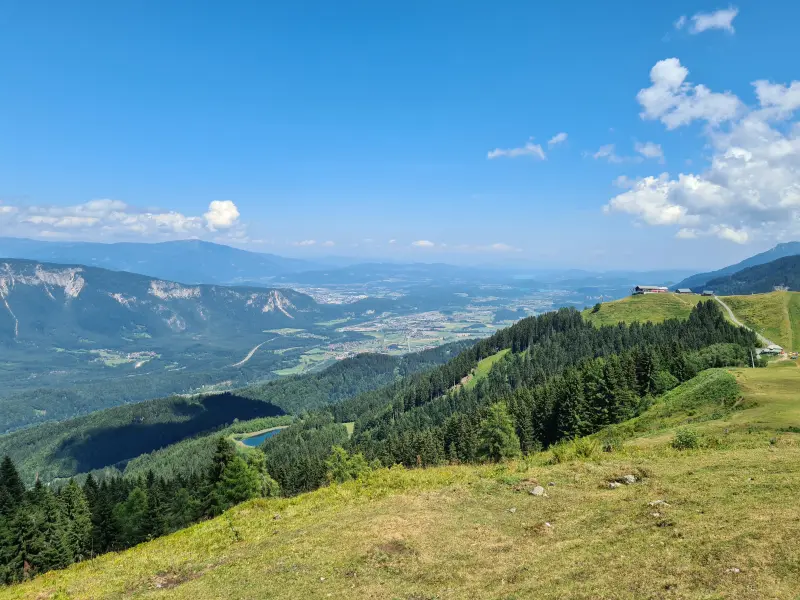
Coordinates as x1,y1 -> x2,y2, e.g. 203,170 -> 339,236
259,301 -> 759,494
704,255 -> 800,295
0,343 -> 470,485
673,241 -> 800,292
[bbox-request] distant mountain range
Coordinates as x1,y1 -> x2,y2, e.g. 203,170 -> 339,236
0,237 -> 320,284
704,255 -> 800,295
673,242 -> 800,292
0,258 -> 356,347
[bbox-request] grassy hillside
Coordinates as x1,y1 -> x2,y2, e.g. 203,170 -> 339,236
722,291 -> 800,351
462,348 -> 510,390
7,364 -> 800,600
582,292 -> 698,326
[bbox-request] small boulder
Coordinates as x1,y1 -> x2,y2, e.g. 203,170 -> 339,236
622,474 -> 637,485
608,481 -> 622,489
548,482 -> 556,487
725,567 -> 741,574
648,500 -> 670,507
530,486 -> 547,497
508,507 -> 517,514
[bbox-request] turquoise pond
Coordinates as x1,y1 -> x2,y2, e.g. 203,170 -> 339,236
240,428 -> 283,447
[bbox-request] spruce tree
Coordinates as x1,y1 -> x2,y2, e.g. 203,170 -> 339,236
60,480 -> 92,562
477,402 -> 521,462
0,456 -> 25,517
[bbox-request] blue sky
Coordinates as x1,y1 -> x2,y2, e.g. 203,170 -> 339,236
2,1 -> 799,269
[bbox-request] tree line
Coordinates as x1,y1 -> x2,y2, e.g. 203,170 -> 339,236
0,438 -> 278,584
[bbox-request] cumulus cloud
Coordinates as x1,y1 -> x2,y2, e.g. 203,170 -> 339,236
548,132 -> 568,147
606,59 -> 800,243
0,199 -> 244,241
637,58 -> 743,129
203,200 -> 240,230
487,139 -> 546,160
635,141 -> 665,163
411,240 -> 435,247
293,239 -> 316,246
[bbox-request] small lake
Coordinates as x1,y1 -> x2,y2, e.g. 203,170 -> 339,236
240,428 -> 284,447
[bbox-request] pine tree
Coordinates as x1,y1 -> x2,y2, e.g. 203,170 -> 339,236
477,402 -> 521,462
215,456 -> 260,509
35,489 -> 73,573
60,480 -> 92,562
114,487 -> 148,547
0,456 -> 25,517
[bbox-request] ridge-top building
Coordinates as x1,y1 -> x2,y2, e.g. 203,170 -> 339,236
632,285 -> 669,295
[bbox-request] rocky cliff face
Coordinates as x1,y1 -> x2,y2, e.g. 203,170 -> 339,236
0,259 -> 314,343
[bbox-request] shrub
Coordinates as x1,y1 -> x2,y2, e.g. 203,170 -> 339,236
671,428 -> 700,450
548,442 -> 572,464
591,303 -> 602,314
572,437 -> 600,460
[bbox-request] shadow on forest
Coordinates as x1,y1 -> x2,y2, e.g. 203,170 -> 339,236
53,393 -> 285,472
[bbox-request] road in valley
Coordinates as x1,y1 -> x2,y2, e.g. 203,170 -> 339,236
231,337 -> 278,368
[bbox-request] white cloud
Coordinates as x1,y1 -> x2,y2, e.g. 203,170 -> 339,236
637,58 -> 743,129
388,239 -> 397,244
592,144 -> 624,164
321,240 -> 335,247
484,242 -> 520,252
674,15 -> 687,30
293,239 -> 316,246
204,200 -> 240,230
548,132 -> 568,147
635,141 -> 665,163
411,240 -> 435,247
487,139 -> 546,160
689,7 -> 739,34
0,199 -> 245,241
606,59 -> 800,243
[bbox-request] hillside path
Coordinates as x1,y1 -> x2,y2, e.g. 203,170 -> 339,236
714,296 -> 776,347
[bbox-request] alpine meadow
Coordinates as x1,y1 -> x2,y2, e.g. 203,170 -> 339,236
2,2 -> 800,599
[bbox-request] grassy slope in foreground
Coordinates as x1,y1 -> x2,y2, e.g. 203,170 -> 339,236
582,292 -> 697,326
6,365 -> 800,600
722,291 -> 800,351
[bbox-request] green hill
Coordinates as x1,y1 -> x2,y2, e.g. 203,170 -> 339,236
582,292 -> 698,326
722,291 -> 800,351
5,364 -> 799,600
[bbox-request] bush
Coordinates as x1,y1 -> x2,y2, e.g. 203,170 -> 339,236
548,442 -> 571,464
652,370 -> 680,395
592,303 -> 602,314
572,437 -> 600,460
671,428 -> 700,450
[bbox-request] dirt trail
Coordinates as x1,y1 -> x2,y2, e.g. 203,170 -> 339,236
714,296 -> 776,347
